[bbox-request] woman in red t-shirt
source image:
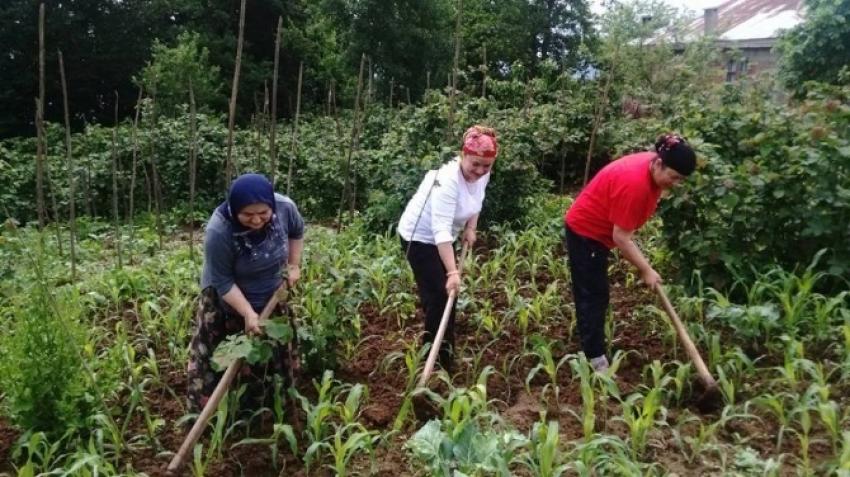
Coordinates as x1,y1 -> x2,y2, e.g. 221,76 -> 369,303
564,134 -> 696,372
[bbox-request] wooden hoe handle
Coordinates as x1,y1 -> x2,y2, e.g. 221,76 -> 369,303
166,282 -> 288,474
417,243 -> 469,388
656,285 -> 717,389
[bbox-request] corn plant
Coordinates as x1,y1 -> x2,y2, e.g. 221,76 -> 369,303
12,431 -> 70,476
317,422 -> 380,477
817,400 -> 841,453
829,431 -> 850,476
571,434 -> 654,476
524,335 -> 571,405
791,405 -> 814,475
615,386 -> 667,458
518,420 -> 568,477
753,392 -> 794,450
772,339 -> 815,390
378,338 -> 428,431
294,370 -> 342,468
232,422 -> 297,471
337,383 -> 367,425
568,353 -> 596,442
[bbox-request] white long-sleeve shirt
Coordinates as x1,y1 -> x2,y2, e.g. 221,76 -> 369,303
397,158 -> 490,244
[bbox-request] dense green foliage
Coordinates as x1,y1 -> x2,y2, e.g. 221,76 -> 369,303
642,84 -> 850,289
0,74 -> 599,231
0,246 -> 88,434
777,0 -> 850,96
0,0 -> 595,138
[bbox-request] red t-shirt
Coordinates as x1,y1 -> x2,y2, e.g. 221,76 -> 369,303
565,152 -> 661,249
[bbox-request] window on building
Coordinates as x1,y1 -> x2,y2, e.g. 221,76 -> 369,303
726,57 -> 749,82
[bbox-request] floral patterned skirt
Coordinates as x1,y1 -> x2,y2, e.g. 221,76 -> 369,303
186,287 -> 292,412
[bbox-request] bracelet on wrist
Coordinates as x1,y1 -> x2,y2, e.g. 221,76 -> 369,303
446,270 -> 459,277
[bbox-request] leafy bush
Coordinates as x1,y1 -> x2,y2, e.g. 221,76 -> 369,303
0,242 -> 89,434
637,84 -> 850,290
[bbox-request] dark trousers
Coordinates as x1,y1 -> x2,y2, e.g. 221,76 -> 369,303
400,237 -> 456,369
565,225 -> 610,359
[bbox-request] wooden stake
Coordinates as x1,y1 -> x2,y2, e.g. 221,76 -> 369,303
447,0 -> 463,139
336,54 -> 366,232
188,80 -> 198,260
225,0 -> 247,186
147,89 -> 164,250
481,44 -> 487,98
128,86 -> 143,264
111,91 -> 122,269
35,3 -> 46,233
269,16 -> 283,184
287,61 -> 303,196
58,50 -> 77,280
583,49 -> 618,186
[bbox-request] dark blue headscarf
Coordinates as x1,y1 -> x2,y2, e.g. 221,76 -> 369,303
216,173 -> 277,235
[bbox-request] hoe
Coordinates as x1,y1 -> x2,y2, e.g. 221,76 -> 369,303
656,285 -> 723,412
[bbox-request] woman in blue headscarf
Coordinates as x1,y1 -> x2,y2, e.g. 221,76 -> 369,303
187,173 -> 305,411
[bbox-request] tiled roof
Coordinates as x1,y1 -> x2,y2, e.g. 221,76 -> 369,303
688,0 -> 805,40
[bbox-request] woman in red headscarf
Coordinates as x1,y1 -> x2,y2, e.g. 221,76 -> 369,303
397,125 -> 499,372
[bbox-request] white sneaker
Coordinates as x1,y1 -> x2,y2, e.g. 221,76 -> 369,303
590,355 -> 609,373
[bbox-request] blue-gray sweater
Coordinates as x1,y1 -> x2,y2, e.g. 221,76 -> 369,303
201,193 -> 304,311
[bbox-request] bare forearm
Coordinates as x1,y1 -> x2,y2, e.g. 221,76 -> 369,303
612,225 -> 650,274
617,238 -> 651,274
436,241 -> 457,274
465,214 -> 479,232
221,285 -> 256,318
288,238 -> 304,266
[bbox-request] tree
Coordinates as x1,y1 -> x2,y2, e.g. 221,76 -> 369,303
529,0 -> 595,69
138,32 -> 224,116
343,0 -> 454,100
0,0 -> 180,138
777,0 -> 850,96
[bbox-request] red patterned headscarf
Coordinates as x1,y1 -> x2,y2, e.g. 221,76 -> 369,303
462,126 -> 499,159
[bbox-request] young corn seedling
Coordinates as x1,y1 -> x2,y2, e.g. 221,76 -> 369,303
232,422 -> 298,471
817,400 -> 841,454
518,420 -> 567,477
791,405 -> 814,475
319,422 -> 380,477
753,391 -> 794,450
524,336 -> 571,406
715,366 -> 737,407
294,370 -> 342,468
568,353 -> 597,442
378,338 -> 428,431
337,382 -> 367,425
615,386 -> 667,459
